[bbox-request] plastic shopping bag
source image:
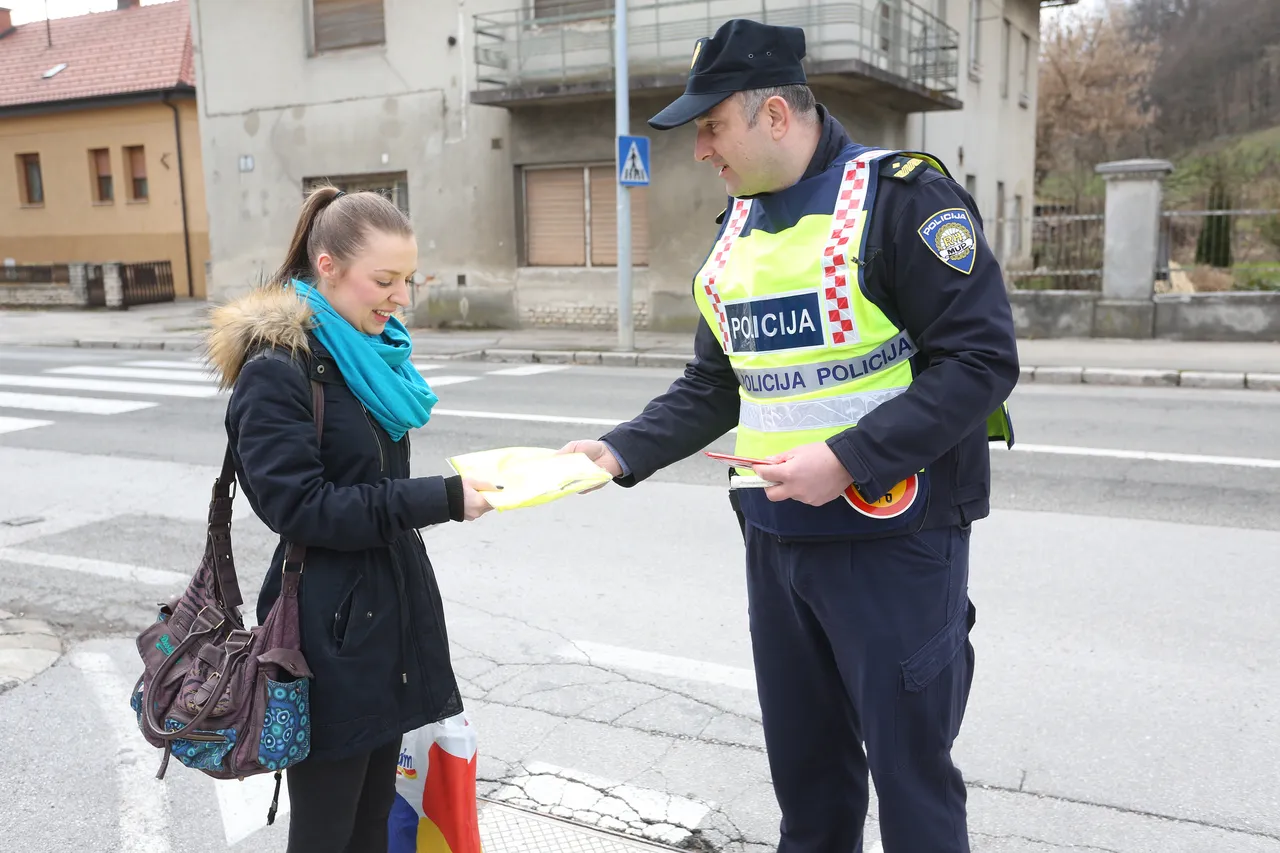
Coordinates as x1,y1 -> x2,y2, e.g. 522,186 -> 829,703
387,712 -> 482,853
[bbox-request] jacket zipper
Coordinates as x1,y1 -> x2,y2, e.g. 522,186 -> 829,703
360,404 -> 386,473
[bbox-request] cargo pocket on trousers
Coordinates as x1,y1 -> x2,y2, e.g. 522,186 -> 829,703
901,600 -> 975,693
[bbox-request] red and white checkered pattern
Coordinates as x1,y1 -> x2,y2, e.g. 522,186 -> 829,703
822,150 -> 891,346
700,199 -> 753,350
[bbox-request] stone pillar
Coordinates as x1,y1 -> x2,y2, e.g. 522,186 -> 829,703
1093,158 -> 1174,338
68,263 -> 88,307
103,262 -> 124,310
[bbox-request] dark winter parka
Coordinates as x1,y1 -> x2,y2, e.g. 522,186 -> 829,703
207,287 -> 464,763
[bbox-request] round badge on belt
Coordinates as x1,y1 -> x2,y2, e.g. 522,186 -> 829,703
843,474 -> 919,519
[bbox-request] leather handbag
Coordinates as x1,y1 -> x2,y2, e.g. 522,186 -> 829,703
130,375 -> 322,822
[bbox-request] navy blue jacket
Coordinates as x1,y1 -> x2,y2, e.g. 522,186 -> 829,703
222,330 -> 465,762
600,107 -> 1019,538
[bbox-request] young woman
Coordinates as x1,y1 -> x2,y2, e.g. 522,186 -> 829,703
205,186 -> 494,852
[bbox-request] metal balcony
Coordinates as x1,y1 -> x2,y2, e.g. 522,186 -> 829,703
471,0 -> 963,113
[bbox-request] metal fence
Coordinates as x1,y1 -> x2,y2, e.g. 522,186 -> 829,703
121,261 -> 176,307
1003,198 -> 1106,291
0,264 -> 70,285
1157,185 -> 1280,293
474,0 -> 959,98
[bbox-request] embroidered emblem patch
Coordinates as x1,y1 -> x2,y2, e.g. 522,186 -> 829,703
918,207 -> 977,275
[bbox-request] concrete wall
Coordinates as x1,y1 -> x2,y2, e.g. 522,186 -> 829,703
1010,290 -> 1280,342
0,99 -> 209,298
905,0 -> 1038,269
190,0 -> 515,303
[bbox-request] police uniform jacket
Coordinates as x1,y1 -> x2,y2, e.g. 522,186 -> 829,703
600,106 -> 1020,539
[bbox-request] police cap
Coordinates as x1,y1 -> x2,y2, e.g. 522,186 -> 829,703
647,18 -> 807,131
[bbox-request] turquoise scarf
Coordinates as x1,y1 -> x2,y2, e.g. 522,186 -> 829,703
292,280 -> 437,441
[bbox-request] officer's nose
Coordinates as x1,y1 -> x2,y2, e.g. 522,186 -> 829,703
694,126 -> 714,163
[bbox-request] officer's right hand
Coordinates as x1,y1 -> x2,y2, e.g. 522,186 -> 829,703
557,440 -> 624,488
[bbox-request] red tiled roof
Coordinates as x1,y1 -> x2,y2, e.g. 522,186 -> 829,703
0,0 -> 193,111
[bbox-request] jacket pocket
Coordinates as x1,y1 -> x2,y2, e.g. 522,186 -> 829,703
901,599 -> 976,693
950,430 -> 990,508
332,573 -> 363,651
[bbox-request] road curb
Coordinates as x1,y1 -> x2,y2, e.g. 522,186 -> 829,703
13,338 -> 1280,390
0,610 -> 62,692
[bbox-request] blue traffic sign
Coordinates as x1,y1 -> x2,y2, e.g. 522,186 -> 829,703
617,135 -> 651,187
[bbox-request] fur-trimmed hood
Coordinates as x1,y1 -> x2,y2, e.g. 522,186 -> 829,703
204,286 -> 313,390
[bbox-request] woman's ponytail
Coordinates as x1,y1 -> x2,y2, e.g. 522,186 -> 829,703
270,185 -> 343,287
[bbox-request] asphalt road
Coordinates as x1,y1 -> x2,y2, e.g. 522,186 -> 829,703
0,344 -> 1277,853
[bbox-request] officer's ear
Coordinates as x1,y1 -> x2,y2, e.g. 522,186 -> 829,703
763,96 -> 791,141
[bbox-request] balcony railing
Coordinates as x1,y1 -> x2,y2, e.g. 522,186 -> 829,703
473,0 -> 960,107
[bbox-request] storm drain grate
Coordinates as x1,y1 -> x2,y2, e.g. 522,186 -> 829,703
479,800 -> 678,852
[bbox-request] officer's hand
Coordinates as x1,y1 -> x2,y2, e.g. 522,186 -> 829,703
751,443 -> 853,506
557,440 -> 623,493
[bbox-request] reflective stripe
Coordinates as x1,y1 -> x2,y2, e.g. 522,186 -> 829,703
733,332 -> 917,398
822,149 -> 894,346
739,387 -> 907,433
700,199 -> 753,351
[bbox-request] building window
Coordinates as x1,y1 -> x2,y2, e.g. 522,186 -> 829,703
532,0 -> 609,21
124,146 -> 148,201
968,0 -> 981,76
303,172 -> 410,216
90,148 -> 113,203
522,165 -> 649,268
312,0 -> 385,53
1019,32 -> 1032,105
17,153 -> 43,206
1000,19 -> 1011,99
1012,194 -> 1024,256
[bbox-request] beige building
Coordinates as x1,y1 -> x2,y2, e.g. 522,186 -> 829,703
0,0 -> 209,299
192,0 -> 1070,330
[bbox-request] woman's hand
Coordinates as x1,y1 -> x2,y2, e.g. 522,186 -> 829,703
462,479 -> 500,521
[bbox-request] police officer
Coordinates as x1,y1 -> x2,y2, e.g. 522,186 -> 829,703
561,17 -> 1018,853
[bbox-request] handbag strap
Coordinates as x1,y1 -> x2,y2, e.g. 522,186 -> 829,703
209,374 -> 325,611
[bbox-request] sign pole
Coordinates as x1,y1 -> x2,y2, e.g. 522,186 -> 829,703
614,0 -> 633,351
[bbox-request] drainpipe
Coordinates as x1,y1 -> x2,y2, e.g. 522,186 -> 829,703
162,92 -> 195,298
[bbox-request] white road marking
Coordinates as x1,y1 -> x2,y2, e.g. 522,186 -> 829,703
999,442 -> 1280,470
429,407 -> 1280,469
413,362 -> 447,371
217,772 -> 291,846
46,365 -> 214,383
491,761 -> 710,845
432,408 -> 624,427
424,375 -> 480,387
71,649 -> 172,853
0,415 -> 54,434
123,360 -> 212,371
0,374 -> 219,397
0,547 -> 188,586
558,641 -> 757,691
0,391 -> 156,415
487,365 -> 572,377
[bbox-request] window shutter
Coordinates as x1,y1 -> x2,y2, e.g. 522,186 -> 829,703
588,165 -> 649,267
313,0 -> 386,52
525,168 -> 586,266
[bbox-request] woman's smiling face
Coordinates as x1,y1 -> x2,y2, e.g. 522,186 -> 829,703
315,229 -> 418,335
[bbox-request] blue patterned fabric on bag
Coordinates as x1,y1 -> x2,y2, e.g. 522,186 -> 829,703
166,719 -> 238,771
258,678 -> 311,771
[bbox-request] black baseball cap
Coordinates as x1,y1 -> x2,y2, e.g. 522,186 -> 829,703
648,18 -> 808,131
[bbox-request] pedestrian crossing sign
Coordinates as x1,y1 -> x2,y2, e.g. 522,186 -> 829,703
617,135 -> 650,187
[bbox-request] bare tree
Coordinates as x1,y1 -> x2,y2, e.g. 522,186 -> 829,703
1037,0 -> 1159,200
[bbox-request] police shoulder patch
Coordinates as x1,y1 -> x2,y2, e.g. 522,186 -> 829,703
918,207 -> 977,275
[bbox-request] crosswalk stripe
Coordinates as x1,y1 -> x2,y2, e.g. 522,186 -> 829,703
425,375 -> 480,387
0,547 -> 188,585
0,415 -> 54,434
0,374 -> 220,398
487,365 -> 571,377
413,362 -> 446,371
123,360 -> 211,370
46,365 -> 214,383
0,391 -> 157,415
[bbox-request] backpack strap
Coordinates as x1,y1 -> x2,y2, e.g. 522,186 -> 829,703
208,351 -> 325,610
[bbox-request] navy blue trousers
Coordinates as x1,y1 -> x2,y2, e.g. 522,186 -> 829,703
744,523 -> 976,853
